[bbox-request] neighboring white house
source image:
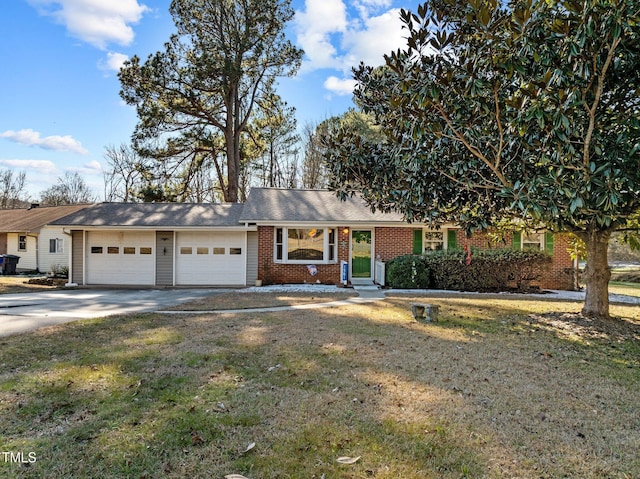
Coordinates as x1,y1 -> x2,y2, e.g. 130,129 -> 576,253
0,204 -> 90,273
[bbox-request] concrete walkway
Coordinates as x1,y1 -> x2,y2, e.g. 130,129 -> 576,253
156,285 -> 640,315
2,284 -> 637,337
156,285 -> 386,315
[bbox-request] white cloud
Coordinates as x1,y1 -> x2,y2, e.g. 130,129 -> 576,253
342,8 -> 407,67
353,0 -> 393,20
0,159 -> 58,176
98,52 -> 129,72
294,0 -> 409,98
1,129 -> 89,155
27,0 -> 149,49
324,76 -> 357,96
295,0 -> 348,71
76,160 -> 104,175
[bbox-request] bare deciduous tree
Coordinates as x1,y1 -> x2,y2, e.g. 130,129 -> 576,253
40,172 -> 96,205
0,168 -> 28,208
103,144 -> 143,202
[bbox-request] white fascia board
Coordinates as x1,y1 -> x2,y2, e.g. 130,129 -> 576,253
56,225 -> 257,232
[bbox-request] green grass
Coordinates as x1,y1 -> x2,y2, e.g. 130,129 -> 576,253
609,281 -> 640,297
0,298 -> 639,478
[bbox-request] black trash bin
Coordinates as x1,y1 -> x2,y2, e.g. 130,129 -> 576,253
1,254 -> 20,275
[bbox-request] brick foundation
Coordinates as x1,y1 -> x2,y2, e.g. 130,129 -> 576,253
458,230 -> 576,290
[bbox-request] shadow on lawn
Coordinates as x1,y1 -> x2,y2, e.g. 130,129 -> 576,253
0,298 -> 638,478
0,310 -> 486,478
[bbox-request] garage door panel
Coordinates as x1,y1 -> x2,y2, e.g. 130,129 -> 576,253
87,231 -> 155,285
176,232 -> 245,285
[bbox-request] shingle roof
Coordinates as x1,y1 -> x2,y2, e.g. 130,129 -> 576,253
239,188 -> 404,223
0,204 -> 90,233
50,202 -> 246,228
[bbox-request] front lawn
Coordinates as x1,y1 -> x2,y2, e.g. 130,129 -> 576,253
609,281 -> 640,298
165,290 -> 358,310
1,297 -> 638,478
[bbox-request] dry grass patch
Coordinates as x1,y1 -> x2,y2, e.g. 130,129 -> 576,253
608,281 -> 640,298
0,276 -> 57,294
0,297 -> 638,478
168,290 -> 357,310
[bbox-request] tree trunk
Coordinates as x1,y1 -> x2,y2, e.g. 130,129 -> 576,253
579,228 -> 612,318
223,125 -> 240,203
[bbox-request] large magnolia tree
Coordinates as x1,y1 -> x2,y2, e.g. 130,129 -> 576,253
324,0 -> 640,317
119,0 -> 303,202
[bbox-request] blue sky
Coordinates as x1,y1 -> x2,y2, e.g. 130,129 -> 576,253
1,0 -> 419,199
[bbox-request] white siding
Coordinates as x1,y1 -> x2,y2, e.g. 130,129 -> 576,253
38,226 -> 70,274
6,233 -> 37,271
175,231 -> 246,285
86,231 -> 155,285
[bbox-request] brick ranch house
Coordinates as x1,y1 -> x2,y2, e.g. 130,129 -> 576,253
240,189 -> 575,290
47,188 -> 574,289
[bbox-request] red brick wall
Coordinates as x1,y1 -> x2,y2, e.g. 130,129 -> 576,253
458,230 -> 575,290
542,233 -> 575,290
257,225 -> 576,290
258,226 -> 350,285
374,227 -> 415,261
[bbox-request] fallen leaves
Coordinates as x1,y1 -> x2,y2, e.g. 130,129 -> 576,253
241,442 -> 256,454
336,456 -> 361,465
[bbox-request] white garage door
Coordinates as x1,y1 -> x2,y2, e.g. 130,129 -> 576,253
176,231 -> 246,285
86,231 -> 155,285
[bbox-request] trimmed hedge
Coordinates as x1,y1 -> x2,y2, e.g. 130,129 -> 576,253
385,254 -> 430,289
386,248 -> 552,292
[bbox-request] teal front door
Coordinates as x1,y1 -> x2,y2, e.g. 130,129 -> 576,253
351,230 -> 372,278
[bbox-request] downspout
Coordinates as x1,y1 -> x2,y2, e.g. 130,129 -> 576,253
62,228 -> 77,287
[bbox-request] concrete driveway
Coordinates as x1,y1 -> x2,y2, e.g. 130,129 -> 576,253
0,288 -> 227,338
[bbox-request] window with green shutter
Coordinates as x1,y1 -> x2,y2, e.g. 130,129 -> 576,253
413,229 -> 422,254
447,229 -> 457,250
545,232 -> 554,254
512,231 -> 522,250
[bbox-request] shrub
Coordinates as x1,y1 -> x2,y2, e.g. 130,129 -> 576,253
386,248 -> 552,292
386,254 -> 430,289
425,248 -> 552,292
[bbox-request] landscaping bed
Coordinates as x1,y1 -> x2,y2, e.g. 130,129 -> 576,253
0,276 -> 60,294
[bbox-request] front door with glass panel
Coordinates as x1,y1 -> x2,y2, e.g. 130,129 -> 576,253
351,230 -> 372,279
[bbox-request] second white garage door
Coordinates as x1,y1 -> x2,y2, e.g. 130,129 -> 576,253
175,231 -> 246,285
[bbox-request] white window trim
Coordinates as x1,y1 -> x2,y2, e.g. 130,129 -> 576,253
49,238 -> 64,254
18,235 -> 27,252
274,227 -> 338,264
422,227 -> 448,252
522,232 -> 545,251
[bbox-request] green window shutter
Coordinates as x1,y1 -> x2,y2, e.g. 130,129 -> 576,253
545,232 -> 554,254
413,229 -> 423,254
512,231 -> 522,250
447,229 -> 457,250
